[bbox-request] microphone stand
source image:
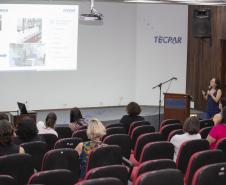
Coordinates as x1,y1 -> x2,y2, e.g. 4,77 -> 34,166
152,77 -> 176,130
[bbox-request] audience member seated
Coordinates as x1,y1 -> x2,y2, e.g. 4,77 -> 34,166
15,116 -> 42,144
0,120 -> 25,156
37,112 -> 58,137
213,97 -> 226,125
170,116 -> 201,161
120,102 -> 144,133
207,107 -> 226,149
0,112 -> 9,121
69,107 -> 87,132
75,118 -> 106,179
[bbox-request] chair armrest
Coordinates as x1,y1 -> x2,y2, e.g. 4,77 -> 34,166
122,157 -> 134,177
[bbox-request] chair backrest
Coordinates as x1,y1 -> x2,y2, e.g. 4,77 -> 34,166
132,159 -> 176,182
140,141 -> 174,163
39,134 -> 58,150
87,145 -> 122,172
134,169 -> 184,185
41,148 -> 80,183
55,125 -> 72,139
216,138 -> 226,158
0,175 -> 16,185
160,119 -> 181,128
76,177 -> 124,185
77,125 -> 88,130
128,121 -> 150,137
191,162 -> 226,185
160,123 -> 182,140
199,119 -> 214,129
21,141 -> 48,171
134,133 -> 164,161
102,127 -> 126,140
131,125 -> 155,150
72,129 -> 89,142
184,150 -> 226,185
198,126 -> 212,139
28,169 -> 74,185
167,129 -> 184,141
176,139 -> 209,174
54,137 -> 82,149
103,134 -> 131,159
85,165 -> 129,185
0,154 -> 34,185
106,124 -> 123,129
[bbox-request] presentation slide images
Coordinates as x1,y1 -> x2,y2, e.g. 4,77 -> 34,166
9,43 -> 45,67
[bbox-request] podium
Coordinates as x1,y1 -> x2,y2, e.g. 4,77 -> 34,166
10,112 -> 36,127
164,93 -> 191,124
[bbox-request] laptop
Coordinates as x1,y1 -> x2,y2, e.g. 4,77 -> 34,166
17,102 -> 28,114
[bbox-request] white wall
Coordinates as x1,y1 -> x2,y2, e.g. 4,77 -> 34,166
135,4 -> 188,105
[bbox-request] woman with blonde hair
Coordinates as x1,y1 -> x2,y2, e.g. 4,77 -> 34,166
75,118 -> 106,178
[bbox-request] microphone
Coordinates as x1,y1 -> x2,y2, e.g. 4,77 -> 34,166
172,77 -> 177,80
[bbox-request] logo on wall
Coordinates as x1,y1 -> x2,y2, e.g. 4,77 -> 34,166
154,36 -> 182,44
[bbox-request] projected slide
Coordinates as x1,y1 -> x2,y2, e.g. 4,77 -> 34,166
0,4 -> 78,71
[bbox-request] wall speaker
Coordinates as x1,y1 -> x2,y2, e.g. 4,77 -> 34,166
192,9 -> 211,38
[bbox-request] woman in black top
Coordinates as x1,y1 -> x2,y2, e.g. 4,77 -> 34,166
0,120 -> 25,156
120,102 -> 144,133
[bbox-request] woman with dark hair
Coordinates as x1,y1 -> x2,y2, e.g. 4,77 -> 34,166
0,120 -> 25,156
15,116 -> 42,144
170,116 -> 201,161
213,97 -> 226,125
0,112 -> 9,121
207,107 -> 226,149
202,78 -> 222,119
120,102 -> 144,133
69,107 -> 87,132
37,112 -> 58,137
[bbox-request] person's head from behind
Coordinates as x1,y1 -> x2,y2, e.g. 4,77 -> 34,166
126,102 -> 141,116
219,97 -> 226,111
210,78 -> 221,90
0,112 -> 9,121
183,116 -> 200,135
87,118 -> 106,141
70,107 -> 82,123
16,116 -> 38,142
0,120 -> 14,145
45,112 -> 57,128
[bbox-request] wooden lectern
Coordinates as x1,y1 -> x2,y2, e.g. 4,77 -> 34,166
164,93 -> 191,124
10,112 -> 36,128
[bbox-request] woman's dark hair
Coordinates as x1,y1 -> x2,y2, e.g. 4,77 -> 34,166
183,116 -> 200,135
126,102 -> 141,116
45,112 -> 57,128
0,112 -> 9,121
220,97 -> 226,108
16,116 -> 38,142
221,107 -> 226,124
214,78 -> 221,90
0,120 -> 14,145
70,107 -> 82,123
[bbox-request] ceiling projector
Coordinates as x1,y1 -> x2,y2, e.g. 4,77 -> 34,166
80,0 -> 103,21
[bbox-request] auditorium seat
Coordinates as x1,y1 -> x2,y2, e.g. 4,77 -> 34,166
72,129 -> 89,142
103,134 -> 131,159
198,126 -> 212,139
130,125 -> 155,150
41,148 -> 80,183
160,123 -> 182,140
216,138 -> 226,157
55,125 -> 72,139
21,141 -> 48,171
131,159 -> 176,182
128,121 -> 150,137
106,124 -> 123,129
191,162 -> 226,185
85,165 -> 129,185
28,169 -> 74,185
134,169 -> 183,185
0,154 -> 34,185
102,127 -> 126,140
39,134 -> 58,150
54,137 -> 82,149
176,139 -> 209,174
0,175 -> 16,185
199,119 -> 214,129
160,119 -> 181,129
75,177 -> 124,185
167,129 -> 184,141
184,150 -> 226,185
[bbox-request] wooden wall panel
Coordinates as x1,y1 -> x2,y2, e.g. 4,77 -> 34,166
186,6 -> 226,110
